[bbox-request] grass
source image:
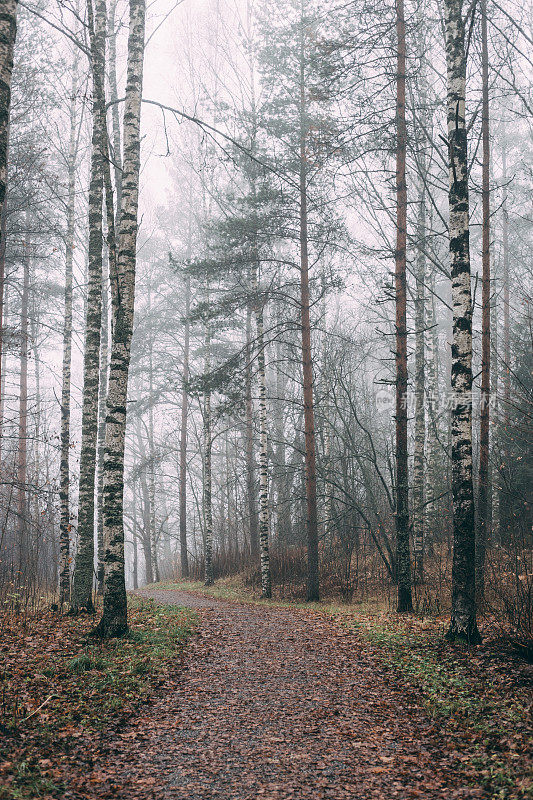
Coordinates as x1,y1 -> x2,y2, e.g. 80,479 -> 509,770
0,595 -> 198,800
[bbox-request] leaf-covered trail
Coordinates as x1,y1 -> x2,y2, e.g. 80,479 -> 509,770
80,588 -> 486,799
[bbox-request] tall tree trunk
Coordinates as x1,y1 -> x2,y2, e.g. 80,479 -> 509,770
132,479 -> 138,589
394,0 -> 413,612
17,228 -> 29,580
254,290 -> 272,598
425,271 -> 439,550
59,54 -> 78,606
245,304 -> 259,558
179,252 -> 191,577
203,311 -> 214,586
413,183 -> 426,583
444,0 -> 481,643
0,192 -> 6,461
501,124 -> 510,418
476,0 -> 491,602
31,291 -> 42,584
96,258 -> 109,592
490,244 -> 499,538
72,0 -> 106,613
0,0 -> 17,210
299,11 -> 319,602
140,464 -> 153,583
274,337 -> 291,545
0,0 -> 16,463
95,0 -> 145,637
107,0 -> 122,219
148,385 -> 159,581
320,289 -> 332,542
0,261 -> 7,463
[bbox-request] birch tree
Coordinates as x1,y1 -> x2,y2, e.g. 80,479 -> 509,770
72,0 -> 106,613
59,51 -> 79,607
253,271 -> 272,598
444,0 -> 481,643
95,0 -> 145,637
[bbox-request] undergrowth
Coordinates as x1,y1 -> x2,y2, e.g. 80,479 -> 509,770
0,596 -> 197,800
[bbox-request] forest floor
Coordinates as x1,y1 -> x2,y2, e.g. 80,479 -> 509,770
1,584 -> 531,800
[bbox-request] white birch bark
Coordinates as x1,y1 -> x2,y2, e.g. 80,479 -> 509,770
95,0 -> 145,637
96,257 -> 109,593
107,0 -> 122,219
59,52 -> 78,606
255,289 -> 271,598
444,0 -> 481,642
72,0 -> 106,613
425,274 -> 439,542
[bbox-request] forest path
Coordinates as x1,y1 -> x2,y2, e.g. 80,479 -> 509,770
94,587 -> 483,799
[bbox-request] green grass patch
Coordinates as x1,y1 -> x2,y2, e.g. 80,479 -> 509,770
0,595 -> 198,800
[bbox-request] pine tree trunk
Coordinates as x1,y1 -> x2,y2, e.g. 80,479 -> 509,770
59,54 -> 78,607
444,0 -> 481,643
95,0 -> 145,637
72,0 -> 106,613
476,0 -> 491,602
394,0 -> 413,613
0,0 -> 16,210
299,15 -> 319,602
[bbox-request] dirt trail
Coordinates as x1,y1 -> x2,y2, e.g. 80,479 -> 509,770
81,588 -> 486,799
